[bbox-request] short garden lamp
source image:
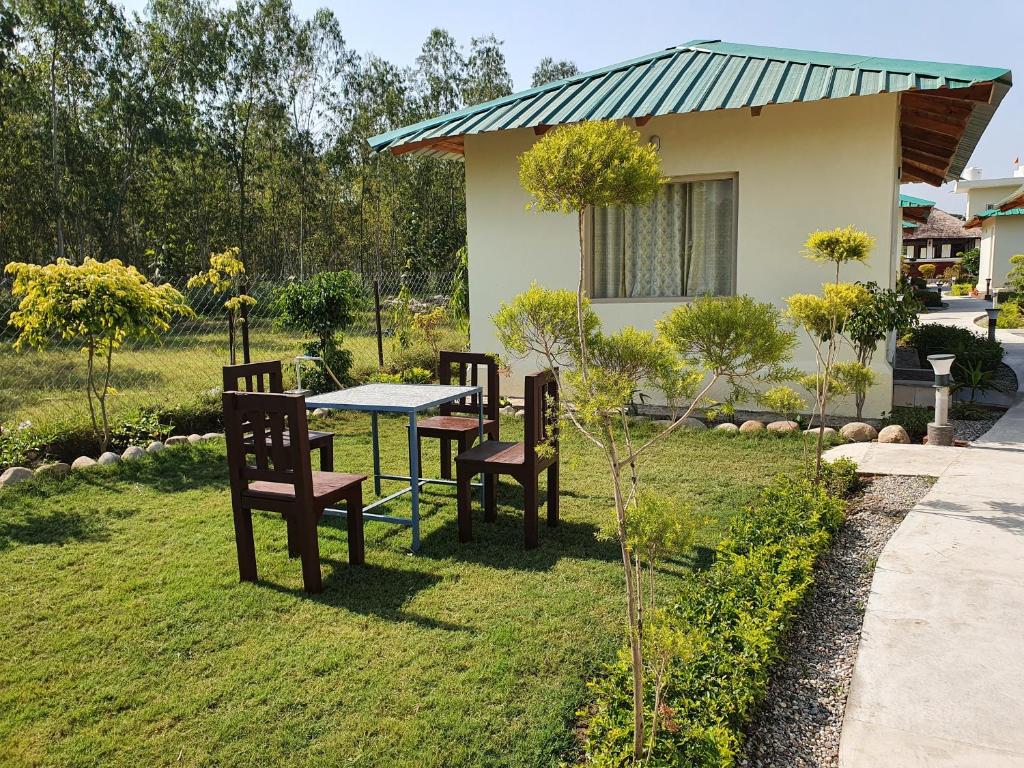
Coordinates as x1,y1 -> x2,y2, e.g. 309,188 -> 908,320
985,278 -> 992,301
926,353 -> 955,446
286,354 -> 321,396
986,305 -> 1002,342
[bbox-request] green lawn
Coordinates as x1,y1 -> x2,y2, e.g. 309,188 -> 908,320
0,415 -> 809,767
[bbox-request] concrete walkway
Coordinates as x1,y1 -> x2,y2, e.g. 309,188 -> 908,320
838,296 -> 1024,767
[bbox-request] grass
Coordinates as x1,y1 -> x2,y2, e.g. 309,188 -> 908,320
0,415 -> 810,767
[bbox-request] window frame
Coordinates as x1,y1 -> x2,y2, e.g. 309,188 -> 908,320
584,171 -> 740,303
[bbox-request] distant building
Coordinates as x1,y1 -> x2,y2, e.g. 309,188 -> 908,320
955,169 -> 1024,290
901,202 -> 980,278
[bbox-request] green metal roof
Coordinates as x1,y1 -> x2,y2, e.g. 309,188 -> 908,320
902,220 -> 918,229
900,193 -> 936,207
992,184 -> 1024,211
977,207 -> 1024,219
370,39 -> 1012,177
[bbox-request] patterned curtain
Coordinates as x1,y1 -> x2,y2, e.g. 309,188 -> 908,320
591,178 -> 735,299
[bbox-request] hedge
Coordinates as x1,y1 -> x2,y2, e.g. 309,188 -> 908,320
583,463 -> 852,767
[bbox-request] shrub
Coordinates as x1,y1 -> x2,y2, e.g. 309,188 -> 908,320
997,302 -> 1024,329
880,405 -> 931,440
951,401 -> 997,421
815,457 -> 860,497
0,426 -> 42,471
950,282 -> 974,297
919,264 -> 937,280
909,324 -> 1003,376
959,247 -> 980,278
584,469 -> 848,766
910,276 -> 927,289
913,289 -> 942,308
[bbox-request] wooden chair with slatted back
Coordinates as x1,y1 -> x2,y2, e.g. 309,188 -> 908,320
454,370 -> 559,549
222,391 -> 366,594
223,360 -> 336,470
416,351 -> 501,479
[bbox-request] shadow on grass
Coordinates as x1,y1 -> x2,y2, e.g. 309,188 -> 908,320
0,505 -> 138,550
73,446 -> 230,494
258,559 -> 470,632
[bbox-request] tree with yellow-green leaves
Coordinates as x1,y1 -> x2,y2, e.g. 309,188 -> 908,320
187,248 -> 256,364
5,258 -> 193,453
787,227 -> 874,479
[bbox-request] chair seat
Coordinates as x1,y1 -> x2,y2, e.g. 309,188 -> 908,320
245,471 -> 365,507
455,440 -> 524,466
417,416 -> 497,435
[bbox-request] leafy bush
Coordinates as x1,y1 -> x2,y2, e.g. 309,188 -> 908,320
997,302 -> 1024,329
913,289 -> 942,307
880,405 -> 931,440
909,324 -> 1003,376
918,263 -> 936,280
958,247 -> 980,278
0,426 -> 42,471
910,276 -> 927,289
814,456 -> 860,497
950,282 -> 974,296
584,469 -> 848,766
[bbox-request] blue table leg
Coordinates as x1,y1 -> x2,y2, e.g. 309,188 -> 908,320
371,412 -> 381,497
408,411 -> 420,552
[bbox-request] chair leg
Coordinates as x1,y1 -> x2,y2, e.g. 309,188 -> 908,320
319,442 -> 334,471
440,437 -> 452,480
232,500 -> 257,583
547,462 -> 559,527
484,473 -> 497,522
346,487 -> 365,565
524,476 -> 539,549
456,468 -> 473,543
298,509 -> 323,594
286,515 -> 301,558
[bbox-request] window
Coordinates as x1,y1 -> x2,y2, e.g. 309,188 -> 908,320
590,176 -> 736,299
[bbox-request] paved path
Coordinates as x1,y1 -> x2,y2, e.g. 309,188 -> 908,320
838,296 -> 1024,767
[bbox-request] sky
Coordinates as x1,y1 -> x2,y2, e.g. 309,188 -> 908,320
121,0 -> 1024,214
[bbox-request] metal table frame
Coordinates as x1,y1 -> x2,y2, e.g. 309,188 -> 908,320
305,383 -> 484,552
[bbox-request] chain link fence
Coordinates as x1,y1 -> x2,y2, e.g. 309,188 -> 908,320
0,270 -> 463,431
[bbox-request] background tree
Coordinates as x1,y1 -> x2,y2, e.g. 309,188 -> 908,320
5,258 -> 192,452
187,247 -> 256,364
530,56 -> 578,87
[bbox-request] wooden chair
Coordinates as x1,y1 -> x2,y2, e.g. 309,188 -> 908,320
455,370 -> 559,549
223,360 -> 336,471
416,351 -> 501,479
223,390 -> 366,594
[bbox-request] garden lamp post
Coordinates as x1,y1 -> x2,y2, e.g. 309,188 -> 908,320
926,353 -> 955,446
985,278 -> 992,301
986,306 -> 1002,342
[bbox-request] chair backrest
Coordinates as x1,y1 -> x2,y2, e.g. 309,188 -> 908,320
523,369 -> 559,467
223,391 -> 313,500
223,360 -> 284,395
438,351 -> 500,420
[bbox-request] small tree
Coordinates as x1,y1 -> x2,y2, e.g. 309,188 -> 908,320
276,270 -> 362,393
919,263 -> 937,281
759,385 -> 806,423
1005,254 -> 1024,298
788,227 -> 873,477
959,247 -> 981,279
187,248 -> 256,364
5,258 -> 192,452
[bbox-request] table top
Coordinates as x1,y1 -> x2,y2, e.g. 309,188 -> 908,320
306,383 -> 482,414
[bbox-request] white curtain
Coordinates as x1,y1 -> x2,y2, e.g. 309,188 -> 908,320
591,179 -> 735,299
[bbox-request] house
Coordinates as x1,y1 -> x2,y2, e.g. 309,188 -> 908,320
370,40 -> 1012,419
901,195 -> 980,278
957,170 -> 1024,292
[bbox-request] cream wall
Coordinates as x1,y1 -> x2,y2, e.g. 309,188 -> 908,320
981,216 -> 1024,290
464,94 -> 902,419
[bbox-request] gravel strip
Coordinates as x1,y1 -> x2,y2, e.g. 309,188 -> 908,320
741,475 -> 934,767
953,418 -> 999,442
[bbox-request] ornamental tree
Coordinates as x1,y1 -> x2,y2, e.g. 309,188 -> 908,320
5,258 -> 192,452
187,248 -> 256,364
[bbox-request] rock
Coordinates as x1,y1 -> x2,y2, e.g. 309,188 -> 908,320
122,446 -> 146,461
840,421 -> 878,443
877,424 -> 911,444
146,441 -> 165,454
499,405 -> 516,416
312,408 -> 330,418
803,427 -> 837,438
201,432 -> 222,441
96,451 -> 120,465
767,420 -> 799,433
513,410 -> 525,419
739,420 -> 765,433
165,435 -> 189,446
678,417 -> 707,430
715,422 -> 739,432
0,466 -> 34,487
71,456 -> 97,469
35,462 -> 70,478
187,434 -> 203,444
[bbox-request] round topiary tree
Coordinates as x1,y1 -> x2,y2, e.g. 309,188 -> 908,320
5,258 -> 193,452
275,270 -> 362,393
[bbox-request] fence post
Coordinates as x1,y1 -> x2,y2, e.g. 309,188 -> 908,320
374,278 -> 384,368
228,309 -> 236,366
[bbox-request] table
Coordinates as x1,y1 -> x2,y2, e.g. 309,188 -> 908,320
305,383 -> 483,552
